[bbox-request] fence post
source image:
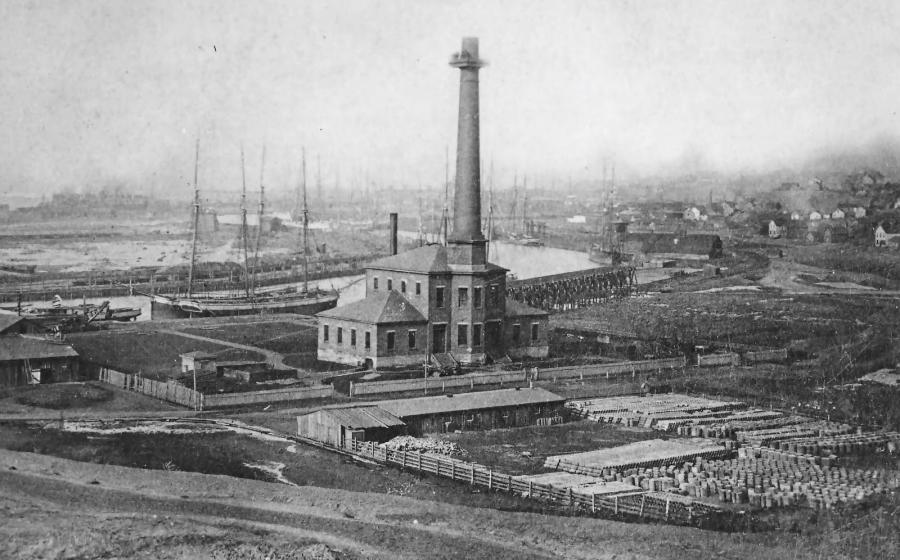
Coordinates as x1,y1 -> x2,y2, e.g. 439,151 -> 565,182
640,495 -> 646,517
665,499 -> 670,521
528,480 -> 533,496
450,461 -> 455,480
614,495 -> 618,514
488,469 -> 492,490
591,493 -> 595,513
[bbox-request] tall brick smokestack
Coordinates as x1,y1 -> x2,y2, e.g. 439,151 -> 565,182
389,212 -> 398,255
448,37 -> 487,266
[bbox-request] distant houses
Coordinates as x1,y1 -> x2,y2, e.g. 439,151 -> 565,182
874,224 -> 900,248
768,220 -> 786,239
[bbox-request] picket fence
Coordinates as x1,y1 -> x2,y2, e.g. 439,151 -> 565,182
349,439 -> 719,525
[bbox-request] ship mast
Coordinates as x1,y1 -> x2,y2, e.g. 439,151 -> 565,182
240,146 -> 251,298
302,148 -> 310,294
252,145 -> 266,296
186,139 -> 200,298
522,175 -> 528,236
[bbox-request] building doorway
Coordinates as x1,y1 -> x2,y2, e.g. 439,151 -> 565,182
485,321 -> 502,351
432,324 -> 447,353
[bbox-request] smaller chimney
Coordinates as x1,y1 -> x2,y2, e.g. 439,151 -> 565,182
389,213 -> 398,256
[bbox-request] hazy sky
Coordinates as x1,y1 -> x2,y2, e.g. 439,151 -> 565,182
2,0 -> 898,198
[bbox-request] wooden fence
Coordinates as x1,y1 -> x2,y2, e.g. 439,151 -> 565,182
99,367 -> 334,409
349,440 -> 720,525
697,353 -> 741,367
203,385 -> 335,407
99,367 -> 202,409
349,370 -> 527,397
532,357 -> 687,381
743,348 -> 789,363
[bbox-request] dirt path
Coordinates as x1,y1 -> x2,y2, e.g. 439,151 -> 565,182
158,328 -> 290,369
759,259 -> 900,296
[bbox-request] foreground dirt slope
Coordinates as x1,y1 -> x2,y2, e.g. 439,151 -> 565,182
0,450 -> 879,560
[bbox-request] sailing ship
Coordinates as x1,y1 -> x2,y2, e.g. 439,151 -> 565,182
148,142 -> 339,319
505,175 -> 544,246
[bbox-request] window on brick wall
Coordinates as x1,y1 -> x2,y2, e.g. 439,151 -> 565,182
457,324 -> 468,346
531,323 -> 539,342
489,284 -> 498,306
401,280 -> 407,293
323,325 -> 329,342
387,278 -> 393,291
473,323 -> 482,346
350,329 -> 356,347
337,327 -> 343,344
415,281 -> 421,295
436,286 -> 445,308
408,329 -> 416,349
473,287 -> 482,309
373,277 -> 379,290
387,331 -> 395,350
458,287 -> 468,307
365,331 -> 371,349
512,323 -> 521,344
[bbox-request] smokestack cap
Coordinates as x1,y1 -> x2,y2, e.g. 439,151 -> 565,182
450,37 -> 485,68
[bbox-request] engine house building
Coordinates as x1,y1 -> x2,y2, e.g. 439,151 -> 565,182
317,37 -> 549,369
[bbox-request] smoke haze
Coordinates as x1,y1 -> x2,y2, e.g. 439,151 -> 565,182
1,0 -> 898,199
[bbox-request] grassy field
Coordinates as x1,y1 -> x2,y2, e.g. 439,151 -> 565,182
67,331 -> 265,378
0,382 -> 180,415
179,321 -> 317,351
0,422 -> 556,516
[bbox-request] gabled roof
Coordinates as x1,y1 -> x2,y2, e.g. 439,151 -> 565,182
0,314 -> 25,334
375,387 -> 564,418
303,405 -> 406,429
504,298 -> 549,318
367,244 -> 450,274
317,290 -> 427,325
0,335 -> 79,361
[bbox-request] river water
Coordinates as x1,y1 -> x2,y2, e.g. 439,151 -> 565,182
16,241 -> 671,321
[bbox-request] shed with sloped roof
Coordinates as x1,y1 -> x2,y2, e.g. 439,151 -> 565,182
297,404 -> 407,448
0,335 -> 81,386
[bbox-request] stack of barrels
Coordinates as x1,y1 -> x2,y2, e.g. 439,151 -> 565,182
775,431 -> 900,458
602,451 -> 899,510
